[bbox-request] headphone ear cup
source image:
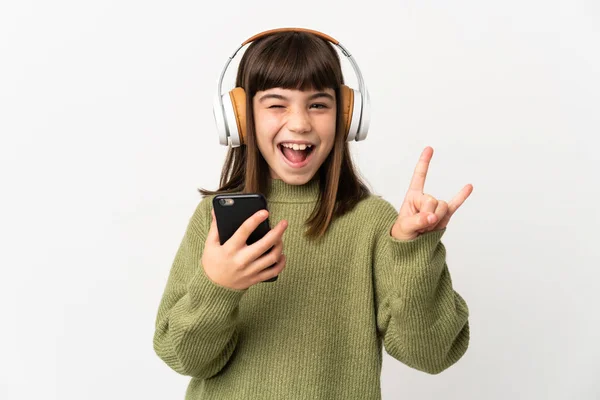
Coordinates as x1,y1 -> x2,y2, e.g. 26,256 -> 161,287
342,85 -> 362,142
228,87 -> 247,146
220,87 -> 246,147
340,85 -> 353,140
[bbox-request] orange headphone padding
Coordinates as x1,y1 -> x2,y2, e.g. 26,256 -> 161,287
340,85 -> 354,136
229,87 -> 247,145
242,27 -> 339,46
229,85 -> 353,145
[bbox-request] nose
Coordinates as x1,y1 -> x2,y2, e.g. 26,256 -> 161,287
286,107 -> 311,134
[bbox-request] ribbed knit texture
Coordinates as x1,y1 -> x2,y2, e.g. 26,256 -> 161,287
153,178 -> 470,399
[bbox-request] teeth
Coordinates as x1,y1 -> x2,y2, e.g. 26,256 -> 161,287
281,143 -> 312,150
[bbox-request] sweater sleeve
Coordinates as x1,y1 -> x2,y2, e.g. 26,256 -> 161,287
372,201 -> 470,375
153,198 -> 248,379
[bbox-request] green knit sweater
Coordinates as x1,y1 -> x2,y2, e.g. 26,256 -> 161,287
153,178 -> 469,399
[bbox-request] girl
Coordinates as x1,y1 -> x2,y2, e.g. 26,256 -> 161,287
153,28 -> 472,400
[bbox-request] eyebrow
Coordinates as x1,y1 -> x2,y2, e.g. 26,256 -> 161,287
258,92 -> 335,102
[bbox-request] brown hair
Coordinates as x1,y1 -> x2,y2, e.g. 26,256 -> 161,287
199,30 -> 371,239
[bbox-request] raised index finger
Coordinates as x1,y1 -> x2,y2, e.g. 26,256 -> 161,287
408,146 -> 433,192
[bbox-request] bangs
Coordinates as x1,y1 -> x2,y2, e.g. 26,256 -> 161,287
241,32 -> 343,95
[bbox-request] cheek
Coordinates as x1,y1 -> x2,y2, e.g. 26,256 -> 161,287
320,114 -> 337,141
322,116 -> 337,153
253,111 -> 279,149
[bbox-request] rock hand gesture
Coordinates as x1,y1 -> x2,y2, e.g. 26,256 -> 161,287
390,147 -> 474,241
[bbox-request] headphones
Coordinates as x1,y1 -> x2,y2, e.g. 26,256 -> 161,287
212,27 -> 371,147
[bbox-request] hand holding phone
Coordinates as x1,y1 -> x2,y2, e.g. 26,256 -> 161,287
201,194 -> 288,291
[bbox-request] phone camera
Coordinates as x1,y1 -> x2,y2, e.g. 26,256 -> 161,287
219,198 -> 234,206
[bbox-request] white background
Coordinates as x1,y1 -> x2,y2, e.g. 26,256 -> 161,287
1,0 -> 599,399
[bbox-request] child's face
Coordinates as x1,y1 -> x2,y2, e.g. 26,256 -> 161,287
252,87 -> 337,185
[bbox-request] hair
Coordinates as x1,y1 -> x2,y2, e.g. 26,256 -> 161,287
199,30 -> 371,239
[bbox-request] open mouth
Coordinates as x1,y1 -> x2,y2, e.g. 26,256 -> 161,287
278,143 -> 316,168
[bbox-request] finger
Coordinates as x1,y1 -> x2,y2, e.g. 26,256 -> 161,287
438,185 -> 473,229
408,146 -> 433,193
244,219 -> 288,260
437,211 -> 451,229
254,254 -> 286,284
447,184 -> 474,215
418,193 -> 438,214
228,209 -> 271,249
206,208 -> 220,244
400,212 -> 437,234
247,238 -> 283,275
423,200 -> 449,232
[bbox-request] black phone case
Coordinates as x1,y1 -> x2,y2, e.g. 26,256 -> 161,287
212,193 -> 278,282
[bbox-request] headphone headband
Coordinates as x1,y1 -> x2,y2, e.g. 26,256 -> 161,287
241,27 -> 339,46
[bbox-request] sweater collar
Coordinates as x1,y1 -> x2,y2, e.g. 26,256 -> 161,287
264,177 -> 320,203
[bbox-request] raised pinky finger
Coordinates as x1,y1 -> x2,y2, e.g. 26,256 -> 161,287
448,184 -> 474,215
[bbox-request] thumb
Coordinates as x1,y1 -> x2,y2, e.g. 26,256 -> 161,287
400,212 -> 437,234
206,209 -> 220,244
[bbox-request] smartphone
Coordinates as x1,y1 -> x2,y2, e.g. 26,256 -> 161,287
212,193 -> 278,282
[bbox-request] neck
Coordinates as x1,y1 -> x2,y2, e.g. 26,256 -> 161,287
264,177 -> 320,203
